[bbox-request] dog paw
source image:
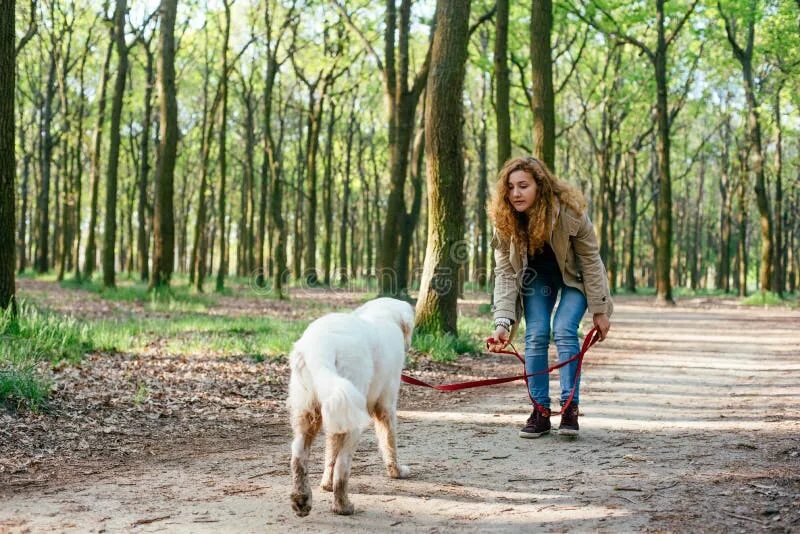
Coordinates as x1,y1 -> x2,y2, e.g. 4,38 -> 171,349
320,479 -> 333,492
291,491 -> 312,517
333,501 -> 354,515
389,464 -> 411,479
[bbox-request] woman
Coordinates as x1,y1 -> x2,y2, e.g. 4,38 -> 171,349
488,156 -> 612,439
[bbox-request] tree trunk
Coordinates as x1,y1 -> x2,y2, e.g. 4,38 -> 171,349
102,0 -> 128,288
717,117 -> 732,292
375,0 -> 432,296
721,2 -> 773,292
736,147 -> 748,297
397,119 -> 424,296
624,150 -> 638,292
322,101 -> 336,286
690,156 -> 705,290
84,34 -> 114,279
138,41 -> 154,282
215,0 -> 232,292
415,0 -> 471,335
269,99 -> 288,299
150,0 -> 178,289
339,104 -> 356,286
17,150 -> 30,274
35,54 -> 57,273
772,87 -> 783,295
494,0 -> 510,167
653,0 -> 674,304
0,0 -> 16,313
476,67 -> 489,288
292,109 -> 305,280
530,0 -> 555,170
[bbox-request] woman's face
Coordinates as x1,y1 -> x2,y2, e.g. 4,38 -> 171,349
507,170 -> 538,213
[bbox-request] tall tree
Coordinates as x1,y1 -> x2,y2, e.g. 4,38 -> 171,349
415,0 -> 471,335
35,48 -> 56,273
719,0 -> 774,293
0,0 -> 17,313
84,26 -> 114,279
259,0 -> 296,297
102,0 -> 128,288
530,0 -> 555,170
571,0 -> 699,304
336,0 -> 433,296
215,0 -> 232,292
134,19 -> 156,282
150,0 -> 178,289
494,0 -> 510,168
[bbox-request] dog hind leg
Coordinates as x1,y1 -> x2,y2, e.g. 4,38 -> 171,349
290,408 -> 321,517
320,432 -> 345,492
372,403 -> 410,479
332,430 -> 361,515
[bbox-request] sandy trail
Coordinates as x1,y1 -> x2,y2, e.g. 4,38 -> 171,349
2,299 -> 799,532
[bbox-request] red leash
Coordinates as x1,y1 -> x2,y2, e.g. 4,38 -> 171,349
401,327 -> 601,416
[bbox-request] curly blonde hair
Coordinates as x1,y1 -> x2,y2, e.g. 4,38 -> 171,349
488,156 -> 587,254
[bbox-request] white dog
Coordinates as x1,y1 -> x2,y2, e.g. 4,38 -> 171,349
287,297 -> 414,516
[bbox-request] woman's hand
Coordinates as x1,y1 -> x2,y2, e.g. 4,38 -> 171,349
488,327 -> 510,352
593,313 -> 610,341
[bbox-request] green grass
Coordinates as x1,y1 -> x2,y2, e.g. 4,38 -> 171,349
411,314 -> 487,362
0,302 -> 92,412
86,314 -> 308,361
740,291 -> 797,307
59,276 -> 217,313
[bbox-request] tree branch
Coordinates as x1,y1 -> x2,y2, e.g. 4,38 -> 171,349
665,0 -> 699,49
468,4 -> 497,37
565,0 -> 655,63
15,0 -> 38,57
332,1 -> 384,74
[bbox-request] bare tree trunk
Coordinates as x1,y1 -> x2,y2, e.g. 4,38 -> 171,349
397,117 -> 424,296
35,53 -> 57,273
339,103 -> 356,286
150,0 -> 178,289
0,0 -> 16,313
772,86 -> 784,295
721,2 -> 773,292
84,33 -> 114,279
736,147 -> 748,297
494,0 -> 510,167
415,0 -> 471,335
269,98 -> 288,299
138,38 -> 154,282
530,0 -> 555,170
690,156 -> 705,290
292,110 -> 305,280
717,116 -> 732,292
653,0 -> 674,304
322,101 -> 336,286
215,0 -> 233,291
476,61 -> 489,288
102,0 -> 128,289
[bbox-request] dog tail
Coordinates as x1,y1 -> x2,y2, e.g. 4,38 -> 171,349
295,347 -> 370,434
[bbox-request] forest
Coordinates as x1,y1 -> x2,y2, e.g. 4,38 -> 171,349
1,0 -> 796,323
1,1 -> 800,530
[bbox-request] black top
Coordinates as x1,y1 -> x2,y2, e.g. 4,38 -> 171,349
524,241 -> 562,284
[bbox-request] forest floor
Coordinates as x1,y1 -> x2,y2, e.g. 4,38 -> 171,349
1,279 -> 799,533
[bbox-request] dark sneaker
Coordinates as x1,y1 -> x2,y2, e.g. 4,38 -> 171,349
519,408 -> 551,438
558,403 -> 579,437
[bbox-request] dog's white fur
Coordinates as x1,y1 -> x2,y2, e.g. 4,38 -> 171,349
287,297 -> 414,516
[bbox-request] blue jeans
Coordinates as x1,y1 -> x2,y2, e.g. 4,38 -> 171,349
521,267 -> 587,409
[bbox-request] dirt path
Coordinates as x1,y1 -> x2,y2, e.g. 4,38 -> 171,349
2,298 -> 799,532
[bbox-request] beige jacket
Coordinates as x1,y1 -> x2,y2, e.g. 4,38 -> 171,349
491,206 -> 613,342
